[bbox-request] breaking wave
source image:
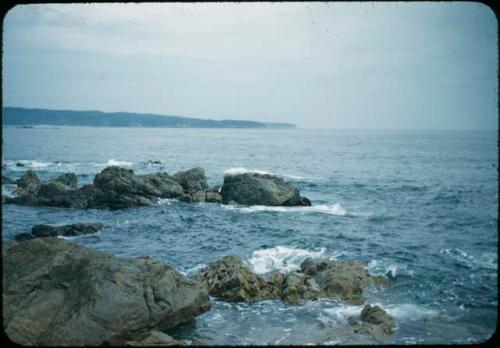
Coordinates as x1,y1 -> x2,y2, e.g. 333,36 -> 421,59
222,203 -> 347,216
247,246 -> 326,274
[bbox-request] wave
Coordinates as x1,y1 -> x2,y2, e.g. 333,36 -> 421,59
3,160 -> 55,171
440,248 -> 497,271
367,259 -> 415,278
106,159 -> 133,167
156,198 -> 178,206
222,203 -> 347,216
247,246 -> 326,274
223,167 -> 305,180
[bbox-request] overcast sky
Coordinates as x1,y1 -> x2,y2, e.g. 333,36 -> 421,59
2,2 -> 497,130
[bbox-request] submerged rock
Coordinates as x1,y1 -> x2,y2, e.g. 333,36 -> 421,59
31,223 -> 104,238
194,255 -> 279,302
220,173 -> 311,206
3,237 -> 210,345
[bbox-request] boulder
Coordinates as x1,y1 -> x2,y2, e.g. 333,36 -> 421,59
3,238 -> 210,345
194,255 -> 279,302
125,331 -> 182,346
15,170 -> 41,194
173,167 -> 208,194
53,172 -> 78,189
360,305 -> 396,334
220,173 -> 311,206
31,223 -> 104,238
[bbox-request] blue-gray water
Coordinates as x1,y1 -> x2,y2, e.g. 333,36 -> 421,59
1,127 -> 497,345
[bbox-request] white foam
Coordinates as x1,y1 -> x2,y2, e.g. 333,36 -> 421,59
382,303 -> 439,321
222,203 -> 347,216
156,198 -> 178,206
106,159 -> 133,167
224,167 -> 271,175
248,246 -> 326,274
367,260 -> 414,278
223,167 -> 305,180
440,248 -> 497,270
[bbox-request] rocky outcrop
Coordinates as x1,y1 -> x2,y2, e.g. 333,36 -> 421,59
13,232 -> 35,242
347,305 -> 396,339
194,256 -> 280,302
220,173 -> 311,206
3,237 -> 210,345
31,223 -> 104,238
195,256 -> 385,305
5,167 -> 308,209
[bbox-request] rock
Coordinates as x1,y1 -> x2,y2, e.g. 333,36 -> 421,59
53,172 -> 78,189
15,162 -> 26,167
308,259 -> 380,305
125,331 -> 182,346
360,305 -> 396,334
15,170 -> 41,194
2,175 -> 14,184
220,173 -> 311,206
205,191 -> 223,203
13,232 -> 35,242
31,223 -> 104,238
173,167 -> 208,194
3,237 -> 210,345
92,167 -> 183,209
194,255 -> 279,302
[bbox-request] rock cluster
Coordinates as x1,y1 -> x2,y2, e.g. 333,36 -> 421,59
194,256 -> 386,305
3,237 -> 210,345
4,167 -> 311,209
346,305 -> 397,338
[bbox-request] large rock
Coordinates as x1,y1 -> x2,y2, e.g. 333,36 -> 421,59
220,173 -> 311,206
3,238 -> 210,346
15,170 -> 41,194
92,167 -> 184,209
173,167 -> 208,195
346,305 -> 396,340
31,223 -> 105,238
194,255 -> 279,302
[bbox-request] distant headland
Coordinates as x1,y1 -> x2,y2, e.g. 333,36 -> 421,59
1,107 -> 296,129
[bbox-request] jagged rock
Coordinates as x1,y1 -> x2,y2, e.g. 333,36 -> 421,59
194,255 -> 279,302
31,223 -> 104,238
360,305 -> 396,334
205,191 -> 223,203
3,238 -> 210,345
15,170 -> 41,194
125,331 -> 182,346
195,256 -> 386,305
53,172 -> 78,189
220,173 -> 311,206
173,167 -> 208,194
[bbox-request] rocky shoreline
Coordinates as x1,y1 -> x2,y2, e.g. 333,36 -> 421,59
3,167 -> 397,345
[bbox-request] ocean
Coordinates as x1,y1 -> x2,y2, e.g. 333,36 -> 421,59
1,126 -> 497,344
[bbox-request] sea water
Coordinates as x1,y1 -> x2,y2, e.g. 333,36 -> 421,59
1,127 -> 497,344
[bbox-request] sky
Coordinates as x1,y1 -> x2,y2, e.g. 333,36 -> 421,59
2,2 -> 498,130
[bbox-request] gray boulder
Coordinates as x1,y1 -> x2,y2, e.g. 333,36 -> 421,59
53,172 -> 78,189
220,173 -> 311,206
360,305 -> 396,334
15,170 -> 41,194
194,255 -> 279,302
173,167 -> 208,194
13,232 -> 35,242
3,238 -> 210,346
31,223 -> 104,238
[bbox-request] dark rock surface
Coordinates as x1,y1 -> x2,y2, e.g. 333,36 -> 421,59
346,305 -> 397,339
220,173 -> 311,206
13,232 -> 35,242
3,237 -> 210,345
15,170 -> 41,194
125,331 -> 182,346
31,223 -> 105,238
2,175 -> 14,184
